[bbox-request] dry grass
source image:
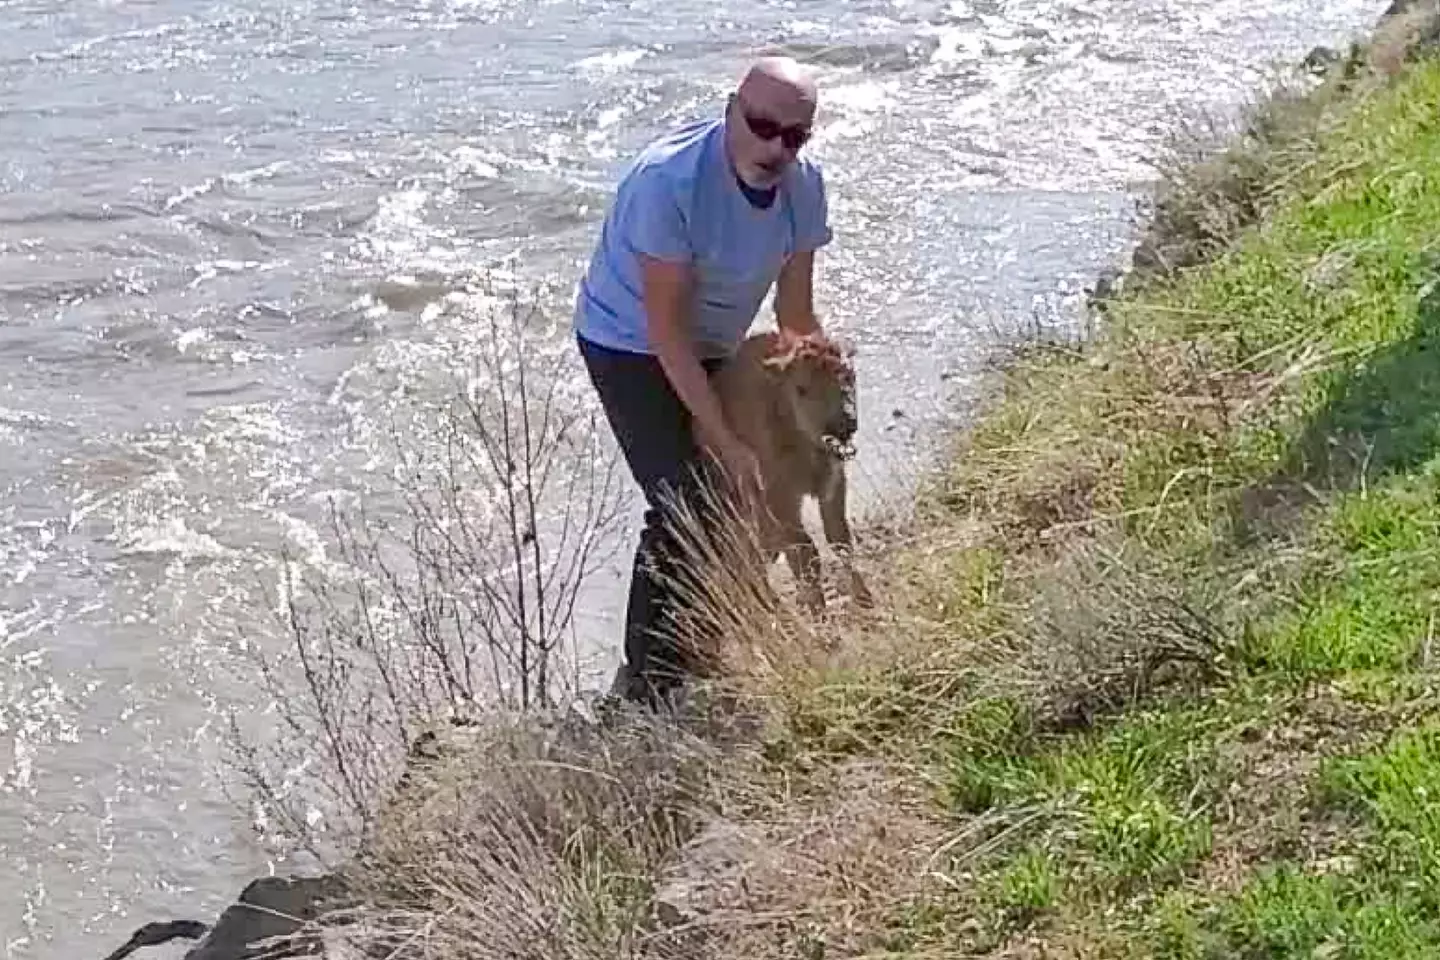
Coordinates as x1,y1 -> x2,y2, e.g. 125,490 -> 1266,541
280,670 -> 954,960
315,705 -> 755,960
1367,1 -> 1440,77
284,483 -> 1222,960
643,757 -> 950,960
275,354 -> 1247,957
933,327 -> 1307,556
238,449 -> 961,960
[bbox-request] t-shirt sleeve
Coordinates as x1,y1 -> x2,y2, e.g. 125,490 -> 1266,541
622,169 -> 692,263
794,164 -> 834,254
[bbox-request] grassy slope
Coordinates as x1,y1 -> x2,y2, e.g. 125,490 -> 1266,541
769,37 -> 1440,960
331,23 -> 1440,960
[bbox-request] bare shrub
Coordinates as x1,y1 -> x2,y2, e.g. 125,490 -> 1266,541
1006,535 -> 1229,729
224,280 -> 627,866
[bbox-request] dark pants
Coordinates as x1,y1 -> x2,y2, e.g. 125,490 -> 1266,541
576,333 -> 728,706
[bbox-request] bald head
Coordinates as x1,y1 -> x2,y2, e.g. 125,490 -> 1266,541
736,56 -> 818,114
725,56 -> 819,189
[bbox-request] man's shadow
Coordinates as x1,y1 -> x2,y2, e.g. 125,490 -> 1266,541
1232,268 -> 1440,542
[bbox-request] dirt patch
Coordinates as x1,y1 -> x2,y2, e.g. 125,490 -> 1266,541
1201,685 -> 1401,889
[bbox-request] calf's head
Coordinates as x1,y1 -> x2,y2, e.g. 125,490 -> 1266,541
762,331 -> 860,458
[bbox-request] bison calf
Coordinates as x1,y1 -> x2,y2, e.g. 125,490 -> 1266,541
708,328 -> 875,614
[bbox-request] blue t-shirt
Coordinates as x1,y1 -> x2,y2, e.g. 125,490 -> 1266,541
573,117 -> 833,359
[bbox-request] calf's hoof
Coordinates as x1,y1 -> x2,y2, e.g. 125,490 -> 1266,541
848,573 -> 877,610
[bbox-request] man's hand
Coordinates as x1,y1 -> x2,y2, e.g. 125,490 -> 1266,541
716,435 -> 766,515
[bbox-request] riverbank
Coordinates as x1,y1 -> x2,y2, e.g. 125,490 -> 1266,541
173,4 -> 1440,957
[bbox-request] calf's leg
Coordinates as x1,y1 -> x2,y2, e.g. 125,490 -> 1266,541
819,465 -> 875,609
770,490 -> 825,615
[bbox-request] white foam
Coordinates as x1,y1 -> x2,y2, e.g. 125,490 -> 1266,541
782,19 -> 829,35
925,25 -> 987,65
1,666 -> 75,798
450,146 -> 502,179
223,161 -> 291,187
162,178 -> 216,211
596,106 -> 626,130
813,79 -> 901,143
117,516 -> 231,560
175,327 -> 212,354
187,260 -> 264,289
824,79 -> 901,114
572,48 -> 649,73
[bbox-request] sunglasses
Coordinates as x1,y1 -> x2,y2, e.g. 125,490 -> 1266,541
735,101 -> 812,151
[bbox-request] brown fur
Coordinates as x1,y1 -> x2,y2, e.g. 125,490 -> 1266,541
708,328 -> 874,614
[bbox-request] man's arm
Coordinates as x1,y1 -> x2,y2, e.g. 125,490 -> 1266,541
775,165 -> 832,337
640,254 -> 743,457
625,169 -> 761,499
774,249 -> 821,337
621,171 -> 739,454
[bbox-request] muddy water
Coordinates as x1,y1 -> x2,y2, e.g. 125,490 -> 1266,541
0,0 -> 1385,956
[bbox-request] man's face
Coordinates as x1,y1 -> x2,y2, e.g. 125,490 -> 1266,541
726,90 -> 815,188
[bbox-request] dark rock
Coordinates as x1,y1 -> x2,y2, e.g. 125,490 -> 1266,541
1302,45 -> 1341,74
182,875 -> 351,960
1086,266 -> 1126,314
103,920 -> 210,960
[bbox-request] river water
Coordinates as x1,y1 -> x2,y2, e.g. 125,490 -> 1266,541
0,0 -> 1386,956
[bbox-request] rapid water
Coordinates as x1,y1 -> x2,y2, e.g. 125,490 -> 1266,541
0,0 -> 1386,955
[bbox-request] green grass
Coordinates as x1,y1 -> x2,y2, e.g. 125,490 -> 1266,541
880,49 -> 1440,959
1142,724 -> 1440,959
1241,478 -> 1440,675
1321,725 -> 1440,889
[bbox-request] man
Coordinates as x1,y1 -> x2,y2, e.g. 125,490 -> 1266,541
572,56 -> 833,706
